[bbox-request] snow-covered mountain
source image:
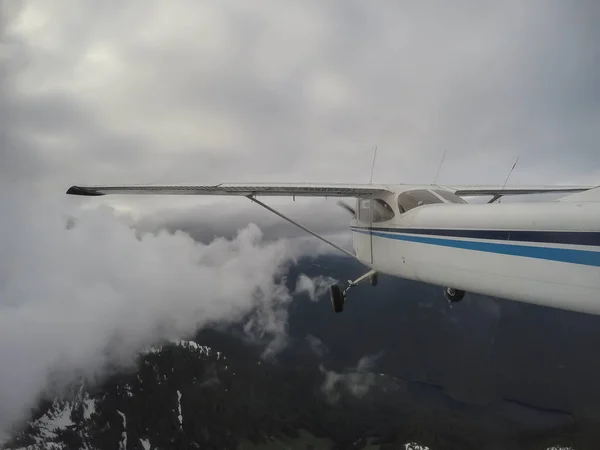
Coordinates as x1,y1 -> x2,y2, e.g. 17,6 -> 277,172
4,340 -> 229,450
9,388 -> 96,450
1,329 -> 587,450
4,255 -> 599,449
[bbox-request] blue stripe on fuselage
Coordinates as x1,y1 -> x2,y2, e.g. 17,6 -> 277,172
350,227 -> 600,267
356,227 -> 600,246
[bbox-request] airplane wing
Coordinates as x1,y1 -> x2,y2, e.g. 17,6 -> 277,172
66,183 -> 389,198
446,185 -> 596,197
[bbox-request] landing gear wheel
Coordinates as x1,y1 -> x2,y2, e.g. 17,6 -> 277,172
369,273 -> 378,287
444,287 -> 465,303
330,284 -> 345,313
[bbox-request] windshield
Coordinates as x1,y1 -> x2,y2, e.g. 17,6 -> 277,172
433,189 -> 468,204
397,189 -> 443,213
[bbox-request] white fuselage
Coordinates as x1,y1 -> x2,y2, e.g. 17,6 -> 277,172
351,195 -> 600,315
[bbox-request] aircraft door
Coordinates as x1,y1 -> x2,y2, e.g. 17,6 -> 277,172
369,198 -> 374,264
354,198 -> 373,264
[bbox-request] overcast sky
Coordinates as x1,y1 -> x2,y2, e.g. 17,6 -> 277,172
1,0 -> 600,438
3,0 -> 600,202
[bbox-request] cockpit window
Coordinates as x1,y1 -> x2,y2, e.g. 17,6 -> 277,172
371,199 -> 395,222
397,189 -> 443,213
357,198 -> 395,222
433,189 -> 468,204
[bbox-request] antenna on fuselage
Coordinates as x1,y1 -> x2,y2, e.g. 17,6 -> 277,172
369,146 -> 378,184
502,156 -> 520,189
498,156 -> 520,203
433,149 -> 447,184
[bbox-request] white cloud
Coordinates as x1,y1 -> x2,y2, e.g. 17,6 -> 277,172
320,351 -> 385,403
294,274 -> 338,302
0,190 -> 321,436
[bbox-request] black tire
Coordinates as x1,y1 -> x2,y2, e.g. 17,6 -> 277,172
330,284 -> 345,313
444,287 -> 465,302
369,273 -> 378,287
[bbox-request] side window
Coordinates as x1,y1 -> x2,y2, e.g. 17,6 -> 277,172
398,189 -> 443,213
357,198 -> 395,222
433,189 -> 467,204
371,199 -> 395,222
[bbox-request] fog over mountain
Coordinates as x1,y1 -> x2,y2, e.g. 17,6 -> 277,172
0,192 -> 338,438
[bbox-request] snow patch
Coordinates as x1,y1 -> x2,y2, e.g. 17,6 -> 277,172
144,345 -> 162,354
117,410 -> 127,450
83,398 -> 96,420
176,340 -> 212,356
33,401 -> 74,441
177,390 -> 183,427
44,405 -> 73,431
405,442 -> 429,450
140,340 -> 218,359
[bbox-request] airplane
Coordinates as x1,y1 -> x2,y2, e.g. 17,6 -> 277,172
66,182 -> 600,315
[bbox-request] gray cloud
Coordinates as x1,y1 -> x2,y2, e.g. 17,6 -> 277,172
0,192 -> 325,436
134,198 -> 353,244
2,0 -> 599,202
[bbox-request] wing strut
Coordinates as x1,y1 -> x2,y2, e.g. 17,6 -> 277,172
247,195 -> 356,260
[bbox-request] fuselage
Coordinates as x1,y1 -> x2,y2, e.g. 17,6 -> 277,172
350,188 -> 600,315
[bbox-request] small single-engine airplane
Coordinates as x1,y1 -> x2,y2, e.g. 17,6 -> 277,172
67,182 -> 600,315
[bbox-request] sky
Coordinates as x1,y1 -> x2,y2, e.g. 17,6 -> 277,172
1,0 -> 600,439
3,1 -> 600,199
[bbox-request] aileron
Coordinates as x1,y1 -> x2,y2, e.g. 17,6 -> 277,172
449,185 -> 594,197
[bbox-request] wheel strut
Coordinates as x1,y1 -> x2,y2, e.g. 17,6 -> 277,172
329,269 -> 378,313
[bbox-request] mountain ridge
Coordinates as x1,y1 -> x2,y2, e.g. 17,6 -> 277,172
6,254 -> 600,449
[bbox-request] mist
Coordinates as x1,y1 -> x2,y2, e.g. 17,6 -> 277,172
320,351 -> 386,403
0,191 -> 333,435
295,274 -> 338,302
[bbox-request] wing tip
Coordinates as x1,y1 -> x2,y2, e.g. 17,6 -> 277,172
66,186 -> 104,196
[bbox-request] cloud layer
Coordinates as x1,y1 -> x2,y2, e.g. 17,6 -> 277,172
2,0 -> 599,210
0,191 -> 329,435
